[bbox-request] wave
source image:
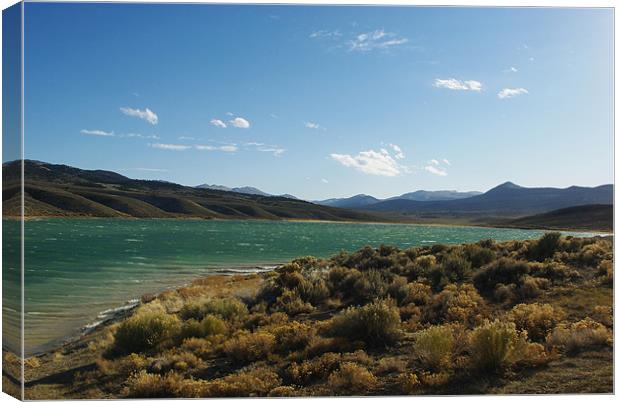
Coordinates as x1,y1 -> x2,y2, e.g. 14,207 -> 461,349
82,298 -> 140,334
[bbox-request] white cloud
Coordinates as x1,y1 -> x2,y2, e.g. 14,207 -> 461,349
304,121 -> 325,130
225,112 -> 234,116
430,159 -> 439,165
330,148 -> 402,177
195,144 -> 238,152
321,178 -> 329,184
433,78 -> 482,92
121,133 -> 160,139
310,30 -> 342,38
149,143 -> 191,151
229,117 -> 250,128
120,107 -> 158,125
80,129 -> 114,137
243,142 -> 264,147
504,66 -> 518,73
388,143 -> 405,159
210,119 -> 227,128
498,87 -> 529,99
442,158 -> 451,166
347,29 -> 408,52
424,165 -> 448,176
178,136 -> 196,140
258,146 -> 285,156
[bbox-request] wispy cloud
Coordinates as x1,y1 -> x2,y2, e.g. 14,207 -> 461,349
210,119 -> 227,128
195,144 -> 238,152
229,117 -> 251,129
178,136 -> 196,140
80,129 -> 114,137
442,158 -> 451,166
347,29 -> 408,52
149,143 -> 191,151
310,30 -> 342,39
121,133 -> 160,140
424,165 -> 448,176
433,78 -> 482,92
498,87 -> 529,99
389,143 -> 405,159
120,107 -> 158,125
430,159 -> 440,165
257,146 -> 285,156
330,148 -> 403,177
321,178 -> 329,184
304,121 -> 325,130
504,66 -> 518,73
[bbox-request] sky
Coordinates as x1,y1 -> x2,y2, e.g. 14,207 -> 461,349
19,3 -> 614,200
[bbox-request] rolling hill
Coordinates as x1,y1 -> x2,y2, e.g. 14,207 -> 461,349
499,204 -> 613,232
315,190 -> 481,208
2,160 -> 381,222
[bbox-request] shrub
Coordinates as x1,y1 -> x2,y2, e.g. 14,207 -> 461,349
326,362 -> 378,395
440,252 -> 473,282
473,258 -> 530,295
268,321 -> 316,353
405,282 -> 433,306
463,244 -> 496,268
468,319 -> 529,373
273,289 -> 315,315
112,310 -> 181,355
178,314 -> 228,340
198,367 -> 282,397
423,284 -> 484,327
149,350 -> 203,373
286,352 -> 341,385
547,318 -> 611,355
268,386 -> 297,397
396,373 -> 420,394
413,325 -> 454,371
327,300 -> 401,346
123,370 -> 185,398
352,270 -> 390,303
376,356 -> 408,374
597,259 -> 613,286
528,232 -> 562,261
507,303 -> 564,342
530,262 -> 581,284
222,331 -> 276,363
179,298 -> 248,322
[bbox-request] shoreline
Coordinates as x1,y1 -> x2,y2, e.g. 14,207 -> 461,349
3,214 -> 613,234
19,268 -> 277,359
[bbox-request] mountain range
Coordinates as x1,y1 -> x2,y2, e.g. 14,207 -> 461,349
316,190 -> 482,208
2,160 -> 613,230
196,183 -> 298,199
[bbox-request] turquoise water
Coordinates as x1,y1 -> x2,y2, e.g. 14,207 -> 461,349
2,218 -> 595,355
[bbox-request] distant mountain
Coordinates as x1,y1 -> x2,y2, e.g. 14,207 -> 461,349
389,190 -> 482,202
2,160 -> 380,222
196,184 -> 297,199
316,194 -> 381,209
363,181 -> 613,217
316,190 -> 481,208
500,204 -> 612,232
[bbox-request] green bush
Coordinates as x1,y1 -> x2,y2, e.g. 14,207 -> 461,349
326,362 -> 378,395
123,370 -> 185,398
423,284 -> 484,327
179,298 -> 248,322
468,319 -> 528,373
473,258 -> 530,295
528,232 -> 562,262
413,325 -> 454,370
327,300 -> 401,346
463,244 -> 496,268
547,318 -> 611,355
113,310 -> 181,355
222,331 -> 276,363
507,303 -> 564,342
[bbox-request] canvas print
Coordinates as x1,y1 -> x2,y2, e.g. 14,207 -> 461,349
1,2 -> 614,399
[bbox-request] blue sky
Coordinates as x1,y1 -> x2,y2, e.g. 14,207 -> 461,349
22,4 -> 613,199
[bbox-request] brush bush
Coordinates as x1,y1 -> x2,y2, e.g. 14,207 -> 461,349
222,330 -> 276,363
326,362 -> 378,395
112,309 -> 181,355
547,318 -> 611,355
327,299 -> 401,346
413,325 -> 454,371
468,319 -> 529,373
507,303 -> 564,342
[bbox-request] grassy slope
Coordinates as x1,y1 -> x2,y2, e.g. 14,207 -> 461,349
6,234 -> 612,399
498,204 -> 613,232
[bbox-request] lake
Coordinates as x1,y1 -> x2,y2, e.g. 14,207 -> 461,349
1,218 -> 596,356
